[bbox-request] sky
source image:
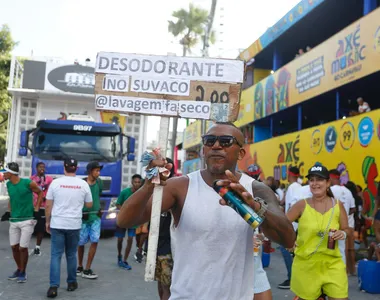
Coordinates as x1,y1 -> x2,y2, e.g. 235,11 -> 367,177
0,0 -> 300,142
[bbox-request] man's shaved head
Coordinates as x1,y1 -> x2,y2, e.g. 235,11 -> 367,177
206,122 -> 245,146
203,122 -> 246,175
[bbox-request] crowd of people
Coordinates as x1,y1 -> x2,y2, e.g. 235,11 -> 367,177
0,122 -> 379,300
0,157 -> 175,299
247,161 -> 380,299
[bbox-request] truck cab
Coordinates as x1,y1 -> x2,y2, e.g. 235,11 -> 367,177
19,114 -> 136,230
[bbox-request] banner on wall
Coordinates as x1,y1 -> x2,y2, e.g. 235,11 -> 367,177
239,0 -> 325,61
183,121 -> 202,150
100,112 -> 126,130
237,8 -> 380,127
238,110 -> 380,216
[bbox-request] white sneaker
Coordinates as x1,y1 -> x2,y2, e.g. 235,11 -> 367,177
34,247 -> 41,256
82,269 -> 98,279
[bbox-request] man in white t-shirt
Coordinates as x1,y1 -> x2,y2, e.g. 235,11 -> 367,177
45,158 -> 93,298
357,97 -> 371,114
329,169 -> 356,273
275,180 -> 285,203
278,167 -> 302,289
284,167 -> 302,227
294,184 -> 312,202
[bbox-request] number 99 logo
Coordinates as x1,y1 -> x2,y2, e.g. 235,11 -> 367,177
339,121 -> 355,150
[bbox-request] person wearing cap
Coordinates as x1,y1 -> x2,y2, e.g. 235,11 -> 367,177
329,169 -> 356,274
287,164 -> 349,300
246,164 -> 262,181
275,180 -> 284,203
45,158 -> 93,298
278,166 -> 302,289
30,162 -> 54,256
1,162 -> 44,283
115,174 -> 143,268
77,161 -> 103,279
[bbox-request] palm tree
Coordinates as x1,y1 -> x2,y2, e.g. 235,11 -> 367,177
202,0 -> 218,57
168,4 -> 213,57
168,3 -> 217,160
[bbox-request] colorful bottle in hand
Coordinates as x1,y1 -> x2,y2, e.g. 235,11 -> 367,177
213,180 -> 264,230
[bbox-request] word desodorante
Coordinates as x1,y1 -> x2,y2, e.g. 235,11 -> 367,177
95,95 -> 211,119
96,52 -> 244,83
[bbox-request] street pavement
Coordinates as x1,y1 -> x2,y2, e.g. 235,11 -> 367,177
1,199 -> 379,299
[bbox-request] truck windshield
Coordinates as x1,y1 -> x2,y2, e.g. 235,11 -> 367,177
32,130 -> 121,162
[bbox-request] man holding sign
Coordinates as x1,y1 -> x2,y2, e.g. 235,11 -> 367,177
117,122 -> 296,299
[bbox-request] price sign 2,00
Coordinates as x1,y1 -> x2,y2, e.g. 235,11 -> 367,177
195,85 -> 230,103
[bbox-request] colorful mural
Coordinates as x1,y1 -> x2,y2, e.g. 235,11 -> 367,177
238,8 -> 380,127
238,110 -> 380,215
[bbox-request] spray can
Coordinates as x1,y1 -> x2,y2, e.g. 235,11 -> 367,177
213,180 -> 264,230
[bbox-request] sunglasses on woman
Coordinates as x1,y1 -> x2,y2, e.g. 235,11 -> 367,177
201,135 -> 243,148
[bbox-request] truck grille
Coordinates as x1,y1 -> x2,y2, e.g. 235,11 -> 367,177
100,200 -> 108,211
101,178 -> 111,192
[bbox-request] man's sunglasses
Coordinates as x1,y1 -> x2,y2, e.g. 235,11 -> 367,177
201,135 -> 243,148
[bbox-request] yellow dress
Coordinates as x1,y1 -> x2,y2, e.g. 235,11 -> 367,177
291,199 -> 348,299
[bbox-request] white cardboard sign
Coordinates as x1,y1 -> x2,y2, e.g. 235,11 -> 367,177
95,52 -> 244,122
96,52 -> 244,83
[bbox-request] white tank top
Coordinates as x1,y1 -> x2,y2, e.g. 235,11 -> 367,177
170,170 -> 255,300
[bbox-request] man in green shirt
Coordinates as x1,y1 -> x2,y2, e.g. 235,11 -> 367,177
77,162 -> 103,279
1,162 -> 43,283
115,174 -> 143,270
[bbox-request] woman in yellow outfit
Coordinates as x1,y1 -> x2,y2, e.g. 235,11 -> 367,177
287,164 -> 349,300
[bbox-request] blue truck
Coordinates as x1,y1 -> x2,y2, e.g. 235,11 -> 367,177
18,115 -> 136,231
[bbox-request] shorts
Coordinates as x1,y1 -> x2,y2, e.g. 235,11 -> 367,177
115,227 -> 136,238
136,223 -> 149,235
34,209 -> 46,233
253,254 -> 271,294
78,218 -> 101,245
291,253 -> 348,299
155,254 -> 173,286
9,219 -> 37,248
375,209 -> 380,221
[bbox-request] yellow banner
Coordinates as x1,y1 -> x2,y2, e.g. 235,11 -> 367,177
100,112 -> 126,130
238,8 -> 380,126
239,110 -> 380,216
183,120 -> 202,150
239,40 -> 263,61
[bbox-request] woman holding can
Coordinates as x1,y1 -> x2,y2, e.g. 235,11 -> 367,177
286,164 -> 349,300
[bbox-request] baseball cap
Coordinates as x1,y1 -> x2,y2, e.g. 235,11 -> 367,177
0,162 -> 19,175
306,164 -> 329,179
288,166 -> 300,177
64,157 -> 78,168
247,164 -> 261,176
86,161 -> 103,173
329,169 -> 341,179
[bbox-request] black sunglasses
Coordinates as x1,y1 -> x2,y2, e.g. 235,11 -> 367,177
202,135 -> 243,148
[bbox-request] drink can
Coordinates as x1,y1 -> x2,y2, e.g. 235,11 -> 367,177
213,181 -> 264,230
327,229 -> 336,249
